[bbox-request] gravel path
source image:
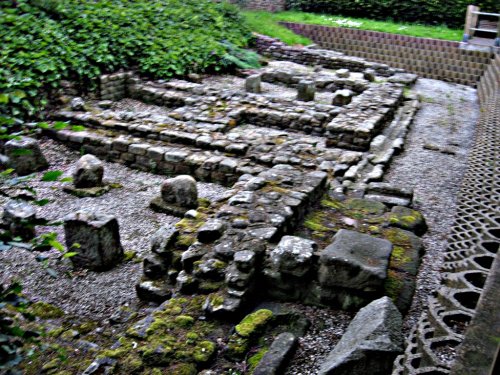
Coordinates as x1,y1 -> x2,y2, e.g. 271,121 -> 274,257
384,78 -> 478,333
285,78 -> 478,374
0,138 -> 227,319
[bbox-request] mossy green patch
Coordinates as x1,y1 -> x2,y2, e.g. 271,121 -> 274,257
197,198 -> 211,208
174,315 -> 195,328
389,246 -> 412,270
384,269 -> 405,301
343,198 -> 387,217
248,347 -> 268,372
235,309 -> 273,338
320,198 -> 343,210
29,301 -> 64,319
123,250 -> 137,262
193,340 -> 216,363
304,212 -> 331,232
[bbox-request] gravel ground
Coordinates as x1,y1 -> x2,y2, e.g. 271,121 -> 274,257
384,78 -> 478,334
0,138 -> 227,320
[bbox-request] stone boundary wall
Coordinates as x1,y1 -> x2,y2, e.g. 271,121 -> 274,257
280,22 -> 493,87
478,54 -> 500,104
227,0 -> 285,12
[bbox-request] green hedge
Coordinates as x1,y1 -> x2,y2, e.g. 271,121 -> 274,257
0,0 -> 253,118
286,1 -> 498,28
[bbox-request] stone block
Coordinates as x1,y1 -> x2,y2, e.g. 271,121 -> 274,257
245,74 -> 262,93
297,80 -> 315,102
64,210 -> 123,271
4,137 -> 48,176
73,154 -> 104,188
319,229 -> 392,292
270,236 -> 317,278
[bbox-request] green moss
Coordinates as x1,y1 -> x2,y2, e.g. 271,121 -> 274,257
174,315 -> 195,328
383,228 -> 411,246
123,250 -> 137,262
248,347 -> 269,372
197,198 -> 211,208
167,363 -> 197,375
235,309 -> 273,338
227,334 -> 250,359
193,340 -> 216,363
42,358 -> 60,372
47,327 -> 65,338
198,280 -> 224,293
77,321 -> 97,335
304,212 -> 331,232
176,234 -> 196,248
384,269 -> 404,301
29,301 -> 64,319
321,198 -> 343,210
208,293 -> 225,308
343,198 -> 387,217
390,246 -> 412,269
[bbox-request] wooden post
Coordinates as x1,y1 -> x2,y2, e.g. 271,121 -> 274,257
464,5 -> 480,42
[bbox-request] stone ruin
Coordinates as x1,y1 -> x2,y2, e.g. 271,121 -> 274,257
8,40 -> 489,374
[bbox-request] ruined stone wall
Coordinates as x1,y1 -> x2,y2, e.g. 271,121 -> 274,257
253,34 -> 397,77
279,22 -> 493,87
227,0 -> 286,12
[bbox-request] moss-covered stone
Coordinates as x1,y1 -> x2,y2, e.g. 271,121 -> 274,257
166,363 -> 197,375
193,340 -> 216,363
235,309 -> 273,338
248,347 -> 269,372
343,198 -> 387,217
174,315 -> 195,328
29,301 -> 64,319
226,334 -> 250,360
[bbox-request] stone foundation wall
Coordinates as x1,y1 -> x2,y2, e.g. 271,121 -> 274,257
253,34 -> 397,77
99,72 -> 134,101
279,22 -> 493,87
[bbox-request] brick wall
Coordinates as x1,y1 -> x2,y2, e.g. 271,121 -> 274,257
227,0 -> 285,12
281,22 -> 494,87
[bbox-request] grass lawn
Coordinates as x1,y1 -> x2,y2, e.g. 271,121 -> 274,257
243,10 -> 463,45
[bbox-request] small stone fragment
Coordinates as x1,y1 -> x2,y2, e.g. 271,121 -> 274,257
197,219 -> 226,243
64,210 -> 123,271
4,136 -> 48,176
318,296 -> 403,375
270,236 -> 317,278
70,97 -> 86,111
253,332 -> 298,375
297,80 -> 315,102
246,74 -> 262,94
332,89 -> 354,106
73,154 -> 104,188
2,200 -> 36,240
161,175 -> 198,208
336,69 -> 350,78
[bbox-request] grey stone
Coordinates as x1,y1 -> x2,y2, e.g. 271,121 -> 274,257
160,175 -> 198,208
135,280 -> 172,303
270,236 -> 317,278
64,210 -> 123,271
4,136 -> 48,176
363,69 -> 376,82
176,270 -> 198,293
253,332 -> 298,375
73,154 -> 104,188
97,100 -> 113,109
246,74 -> 262,94
336,69 -> 350,78
151,225 -> 178,258
70,97 -> 86,111
389,206 -> 427,235
297,80 -> 315,102
234,250 -> 256,272
319,229 -> 392,292
142,254 -> 167,279
318,296 -> 403,375
2,200 -> 36,240
332,89 -> 354,106
197,219 -> 226,243
387,73 -> 418,85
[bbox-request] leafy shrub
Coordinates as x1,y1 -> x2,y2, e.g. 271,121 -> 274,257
286,1 -> 498,28
0,0 -> 253,118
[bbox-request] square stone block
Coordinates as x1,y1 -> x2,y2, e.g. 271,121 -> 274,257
319,229 -> 392,292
